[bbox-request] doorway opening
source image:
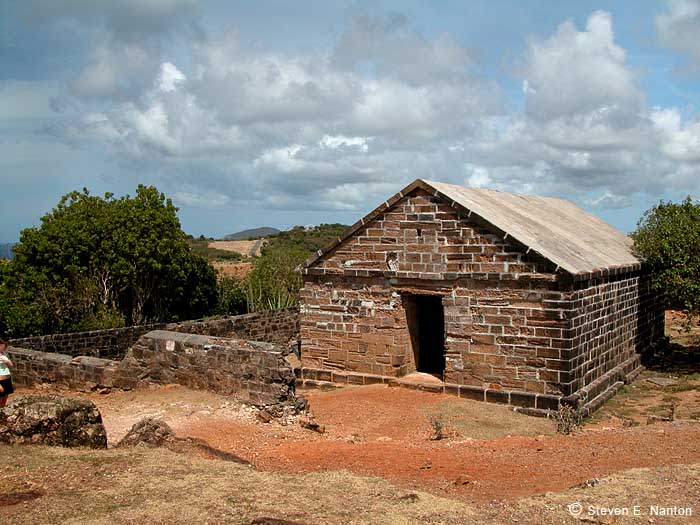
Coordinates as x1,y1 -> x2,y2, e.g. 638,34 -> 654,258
403,294 -> 445,377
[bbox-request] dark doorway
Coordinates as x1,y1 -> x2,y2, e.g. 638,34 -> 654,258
403,294 -> 445,377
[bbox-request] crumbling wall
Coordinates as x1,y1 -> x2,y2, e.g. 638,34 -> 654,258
169,308 -> 299,345
122,330 -> 298,407
10,308 -> 299,360
9,324 -> 167,359
9,348 -> 126,390
9,329 -> 299,409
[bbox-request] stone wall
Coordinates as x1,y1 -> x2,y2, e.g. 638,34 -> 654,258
10,308 -> 299,360
308,189 -> 553,279
10,324 -> 166,359
9,329 -> 299,409
123,330 -> 297,407
9,348 -> 125,391
441,278 -> 568,397
169,308 -> 299,346
562,271 -> 665,413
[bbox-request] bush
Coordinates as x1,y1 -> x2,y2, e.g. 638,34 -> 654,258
632,197 -> 700,318
216,276 -> 247,315
0,186 -> 218,337
245,245 -> 308,312
553,404 -> 584,435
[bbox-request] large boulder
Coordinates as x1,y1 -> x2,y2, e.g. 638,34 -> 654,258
0,394 -> 107,449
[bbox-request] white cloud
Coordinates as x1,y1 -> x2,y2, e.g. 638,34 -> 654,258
466,166 -> 491,188
651,107 -> 700,162
586,190 -> 632,209
657,0 -> 700,71
320,135 -> 369,152
173,190 -> 231,208
523,11 -> 641,121
158,62 -> 186,92
36,10 -> 700,216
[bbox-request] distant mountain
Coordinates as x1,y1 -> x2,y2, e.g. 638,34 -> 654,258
0,243 -> 15,260
223,227 -> 280,240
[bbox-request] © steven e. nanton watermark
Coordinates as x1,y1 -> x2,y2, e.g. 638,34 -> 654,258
567,502 -> 694,518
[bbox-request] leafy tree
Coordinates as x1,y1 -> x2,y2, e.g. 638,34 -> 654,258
215,276 -> 247,315
0,186 -> 218,337
241,223 -> 349,312
632,196 -> 700,318
245,244 -> 308,311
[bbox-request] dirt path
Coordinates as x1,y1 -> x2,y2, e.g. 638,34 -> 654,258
33,382 -> 698,505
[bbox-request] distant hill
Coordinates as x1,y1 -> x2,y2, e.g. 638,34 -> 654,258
0,243 -> 15,260
265,224 -> 350,253
223,227 -> 280,240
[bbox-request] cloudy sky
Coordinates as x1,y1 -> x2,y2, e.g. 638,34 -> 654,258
1,1 -> 699,241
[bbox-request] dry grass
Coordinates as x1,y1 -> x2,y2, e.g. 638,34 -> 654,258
1,444 -> 698,524
504,464 -> 700,524
422,399 -> 556,440
209,240 -> 259,256
588,371 -> 700,426
0,445 -> 475,525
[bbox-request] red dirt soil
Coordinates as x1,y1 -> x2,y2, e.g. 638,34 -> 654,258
23,380 -> 700,504
172,385 -> 700,503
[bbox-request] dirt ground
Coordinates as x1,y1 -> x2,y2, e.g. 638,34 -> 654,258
210,240 -> 262,257
2,444 -> 698,525
2,310 -> 700,523
211,261 -> 252,279
16,379 -> 699,507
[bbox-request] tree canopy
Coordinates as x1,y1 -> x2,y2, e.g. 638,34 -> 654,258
0,186 -> 217,337
632,196 -> 700,317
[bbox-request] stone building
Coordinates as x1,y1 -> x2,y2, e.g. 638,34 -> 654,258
298,179 -> 664,414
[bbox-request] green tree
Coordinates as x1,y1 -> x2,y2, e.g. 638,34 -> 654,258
245,244 -> 308,311
632,196 -> 700,318
0,186 -> 218,337
215,276 -> 247,315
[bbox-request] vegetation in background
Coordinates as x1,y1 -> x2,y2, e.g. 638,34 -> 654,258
632,196 -> 700,320
0,186 -> 218,337
245,244 -> 309,311
186,236 -> 244,262
265,223 -> 348,253
223,226 -> 280,240
215,276 -> 247,316
244,224 -> 349,312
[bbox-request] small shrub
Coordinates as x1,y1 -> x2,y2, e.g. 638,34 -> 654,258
554,404 -> 584,435
429,415 -> 446,441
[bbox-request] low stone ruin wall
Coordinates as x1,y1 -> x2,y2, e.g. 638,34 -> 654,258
10,308 -> 300,360
9,324 -> 166,360
169,308 -> 300,346
9,348 -> 125,391
124,330 -> 297,407
8,329 -> 299,409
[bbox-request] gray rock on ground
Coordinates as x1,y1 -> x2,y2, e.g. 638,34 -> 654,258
117,417 -> 175,447
0,394 -> 107,449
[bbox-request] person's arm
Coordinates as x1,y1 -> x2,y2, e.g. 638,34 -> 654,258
0,355 -> 11,367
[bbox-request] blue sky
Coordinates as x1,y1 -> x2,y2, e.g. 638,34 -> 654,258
1,0 -> 699,242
